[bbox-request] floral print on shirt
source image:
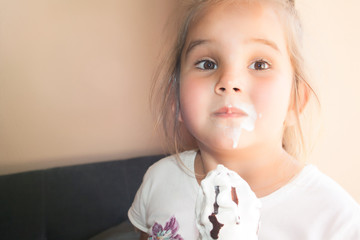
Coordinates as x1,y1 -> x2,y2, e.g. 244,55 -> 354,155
148,216 -> 184,240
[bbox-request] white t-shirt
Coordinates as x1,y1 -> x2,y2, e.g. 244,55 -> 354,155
128,151 -> 360,239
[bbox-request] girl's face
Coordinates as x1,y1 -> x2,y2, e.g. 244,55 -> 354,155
179,2 -> 294,152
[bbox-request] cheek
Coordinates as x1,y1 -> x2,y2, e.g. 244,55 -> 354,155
252,75 -> 293,124
179,77 -> 210,122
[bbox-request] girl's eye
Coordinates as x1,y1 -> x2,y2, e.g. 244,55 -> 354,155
195,60 -> 217,70
249,60 -> 270,70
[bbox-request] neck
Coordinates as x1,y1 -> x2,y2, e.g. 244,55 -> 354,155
195,143 -> 304,198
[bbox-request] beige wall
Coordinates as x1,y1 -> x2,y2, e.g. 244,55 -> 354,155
0,0 -> 171,172
0,0 -> 359,203
297,0 -> 360,203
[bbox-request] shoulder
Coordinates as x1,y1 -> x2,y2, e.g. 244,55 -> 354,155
294,165 -> 359,210
143,150 -> 197,182
302,165 -> 359,207
129,151 -> 199,238
128,150 -> 198,233
298,165 -> 360,235
261,165 -> 360,238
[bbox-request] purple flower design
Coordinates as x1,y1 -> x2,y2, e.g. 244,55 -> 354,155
148,216 -> 183,240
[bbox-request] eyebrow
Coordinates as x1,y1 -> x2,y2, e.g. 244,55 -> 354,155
184,39 -> 210,59
245,38 -> 280,52
183,37 -> 280,59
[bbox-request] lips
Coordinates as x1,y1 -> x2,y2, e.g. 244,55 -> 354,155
212,106 -> 248,118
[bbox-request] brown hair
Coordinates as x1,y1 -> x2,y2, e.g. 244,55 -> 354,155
151,0 -> 319,160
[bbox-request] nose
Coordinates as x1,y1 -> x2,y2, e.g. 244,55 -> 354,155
214,73 -> 243,95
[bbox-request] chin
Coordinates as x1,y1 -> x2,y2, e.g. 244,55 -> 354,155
195,130 -> 255,152
207,139 -> 252,152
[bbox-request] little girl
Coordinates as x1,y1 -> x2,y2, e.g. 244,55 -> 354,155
128,0 -> 360,239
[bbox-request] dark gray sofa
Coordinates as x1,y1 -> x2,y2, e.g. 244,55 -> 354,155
0,155 -> 164,240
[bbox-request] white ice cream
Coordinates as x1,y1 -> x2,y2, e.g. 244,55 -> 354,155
196,165 -> 261,240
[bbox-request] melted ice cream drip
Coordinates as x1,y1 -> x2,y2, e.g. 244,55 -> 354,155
228,128 -> 242,149
216,103 -> 258,149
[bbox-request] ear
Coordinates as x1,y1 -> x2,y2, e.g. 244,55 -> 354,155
285,80 -> 310,126
172,101 -> 183,122
297,80 -> 310,113
178,110 -> 184,122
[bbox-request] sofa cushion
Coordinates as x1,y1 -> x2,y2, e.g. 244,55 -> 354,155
88,220 -> 140,240
0,170 -> 45,240
0,155 -> 163,240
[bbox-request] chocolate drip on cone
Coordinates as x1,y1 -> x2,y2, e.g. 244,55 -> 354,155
209,213 -> 224,239
209,186 -> 224,239
213,186 -> 220,214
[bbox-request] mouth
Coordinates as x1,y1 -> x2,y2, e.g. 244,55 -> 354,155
212,105 -> 248,118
